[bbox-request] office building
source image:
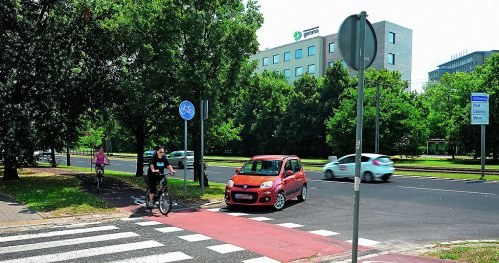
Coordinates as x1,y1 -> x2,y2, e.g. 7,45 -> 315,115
428,50 -> 499,81
252,21 -> 413,84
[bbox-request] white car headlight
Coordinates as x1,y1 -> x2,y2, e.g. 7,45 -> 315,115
260,181 -> 273,189
226,180 -> 234,187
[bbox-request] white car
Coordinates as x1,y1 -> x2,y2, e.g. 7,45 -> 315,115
167,150 -> 194,169
322,153 -> 395,182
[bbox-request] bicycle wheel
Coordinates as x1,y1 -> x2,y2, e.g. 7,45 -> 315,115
158,190 -> 172,215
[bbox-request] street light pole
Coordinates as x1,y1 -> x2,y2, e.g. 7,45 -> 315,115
375,82 -> 380,154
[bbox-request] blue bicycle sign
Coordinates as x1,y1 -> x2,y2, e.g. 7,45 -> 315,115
179,100 -> 195,120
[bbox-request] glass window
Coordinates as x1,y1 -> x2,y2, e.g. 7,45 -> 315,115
308,64 -> 316,74
308,45 -> 315,56
291,159 -> 301,172
295,49 -> 303,59
273,54 -> 279,64
328,42 -> 335,53
284,69 -> 291,78
295,66 -> 303,76
239,160 -> 282,175
262,57 -> 269,66
388,53 -> 395,65
388,32 -> 396,44
284,52 -> 291,62
328,61 -> 333,67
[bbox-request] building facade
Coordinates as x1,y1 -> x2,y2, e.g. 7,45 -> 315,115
251,20 -> 413,84
428,50 -> 499,81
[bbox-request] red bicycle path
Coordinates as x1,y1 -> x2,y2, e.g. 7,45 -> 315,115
98,178 -> 457,263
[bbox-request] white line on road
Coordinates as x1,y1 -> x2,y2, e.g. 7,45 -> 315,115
0,225 -> 119,243
105,251 -> 192,263
0,240 -> 164,263
397,186 -> 495,196
0,232 -> 138,254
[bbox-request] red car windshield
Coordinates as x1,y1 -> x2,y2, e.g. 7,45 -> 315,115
239,160 -> 282,176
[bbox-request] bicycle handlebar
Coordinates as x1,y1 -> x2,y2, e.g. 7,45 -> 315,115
158,171 -> 176,176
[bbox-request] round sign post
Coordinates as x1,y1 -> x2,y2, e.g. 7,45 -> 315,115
179,100 -> 195,198
338,11 -> 377,263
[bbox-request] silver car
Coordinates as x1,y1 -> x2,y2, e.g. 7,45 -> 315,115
167,150 -> 194,169
322,153 -> 395,182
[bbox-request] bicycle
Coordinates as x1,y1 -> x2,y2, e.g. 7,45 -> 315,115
93,163 -> 109,193
145,171 -> 174,215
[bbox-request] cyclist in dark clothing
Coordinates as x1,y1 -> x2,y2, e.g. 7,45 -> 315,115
147,146 -> 175,208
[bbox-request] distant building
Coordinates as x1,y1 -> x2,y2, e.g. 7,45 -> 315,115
251,21 -> 413,84
428,50 -> 499,81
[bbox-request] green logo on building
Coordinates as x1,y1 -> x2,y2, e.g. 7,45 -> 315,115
293,31 -> 302,41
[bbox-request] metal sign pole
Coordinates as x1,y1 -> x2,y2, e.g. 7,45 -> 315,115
480,124 -> 485,180
375,83 -> 380,154
200,100 -> 205,194
184,120 -> 187,199
352,11 -> 367,263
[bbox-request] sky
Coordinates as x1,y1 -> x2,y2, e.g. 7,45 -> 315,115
254,0 -> 499,92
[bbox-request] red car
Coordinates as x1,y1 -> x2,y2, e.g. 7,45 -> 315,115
225,155 -> 308,210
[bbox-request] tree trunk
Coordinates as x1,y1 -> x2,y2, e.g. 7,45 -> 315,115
134,129 -> 146,177
2,156 -> 20,181
50,147 -> 56,167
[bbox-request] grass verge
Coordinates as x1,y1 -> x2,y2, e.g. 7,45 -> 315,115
422,241 -> 499,263
0,167 -> 116,218
60,165 -> 226,204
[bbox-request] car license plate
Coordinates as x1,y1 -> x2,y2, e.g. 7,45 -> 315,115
235,193 -> 253,200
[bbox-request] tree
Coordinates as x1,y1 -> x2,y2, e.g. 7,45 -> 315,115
234,70 -> 294,155
89,0 -> 183,176
173,0 -> 263,182
326,69 -> 428,156
275,74 -> 324,157
475,53 -> 499,161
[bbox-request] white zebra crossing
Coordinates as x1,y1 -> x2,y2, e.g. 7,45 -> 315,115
0,220 -> 281,263
105,251 -> 193,263
0,225 -> 118,243
0,232 -> 138,254
0,240 -> 164,263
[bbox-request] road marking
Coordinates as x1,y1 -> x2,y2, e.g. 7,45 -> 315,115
0,240 -> 163,263
0,225 -> 119,243
309,179 -> 352,184
309,230 -> 340,236
348,238 -> 380,246
120,217 -> 142,221
0,232 -> 138,254
276,223 -> 303,228
155,227 -> 184,233
207,244 -> 245,254
136,221 -> 163,226
249,216 -> 273,221
178,234 -> 212,242
243,257 -> 281,263
227,212 -> 250,216
105,251 -> 192,263
397,186 -> 495,196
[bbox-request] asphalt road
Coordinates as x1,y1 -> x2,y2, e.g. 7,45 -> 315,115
62,156 -> 499,248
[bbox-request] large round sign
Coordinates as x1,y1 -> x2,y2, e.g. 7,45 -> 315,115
179,100 -> 195,120
338,14 -> 377,70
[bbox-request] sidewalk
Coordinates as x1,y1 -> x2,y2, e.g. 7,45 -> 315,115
0,194 -> 45,226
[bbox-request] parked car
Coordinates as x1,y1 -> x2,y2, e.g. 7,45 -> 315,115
143,150 -> 156,164
225,155 -> 308,210
322,153 -> 395,182
167,150 -> 194,169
